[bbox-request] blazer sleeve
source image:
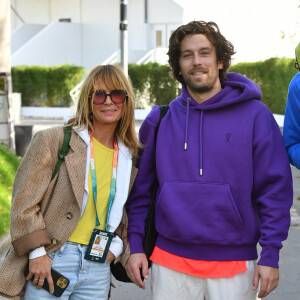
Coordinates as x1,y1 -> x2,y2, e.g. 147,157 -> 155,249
10,128 -> 62,256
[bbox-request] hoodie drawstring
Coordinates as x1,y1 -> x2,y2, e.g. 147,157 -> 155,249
184,97 -> 204,176
184,98 -> 191,150
199,110 -> 204,176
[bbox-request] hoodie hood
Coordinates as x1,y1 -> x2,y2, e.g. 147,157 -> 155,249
177,72 -> 262,110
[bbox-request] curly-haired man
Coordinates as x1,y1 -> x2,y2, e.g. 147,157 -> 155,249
126,21 -> 293,300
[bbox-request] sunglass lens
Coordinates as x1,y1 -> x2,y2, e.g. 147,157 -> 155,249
111,90 -> 126,103
93,90 -> 106,104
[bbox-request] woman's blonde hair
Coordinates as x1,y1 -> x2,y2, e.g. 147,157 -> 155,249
68,65 -> 139,154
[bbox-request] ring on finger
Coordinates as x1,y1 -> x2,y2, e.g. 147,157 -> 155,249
39,279 -> 45,282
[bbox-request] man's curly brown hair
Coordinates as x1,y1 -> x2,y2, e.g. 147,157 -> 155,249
167,21 -> 235,85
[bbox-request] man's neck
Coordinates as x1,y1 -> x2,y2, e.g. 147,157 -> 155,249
187,84 -> 222,104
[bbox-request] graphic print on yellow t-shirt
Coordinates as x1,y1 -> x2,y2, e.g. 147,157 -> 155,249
69,138 -> 114,244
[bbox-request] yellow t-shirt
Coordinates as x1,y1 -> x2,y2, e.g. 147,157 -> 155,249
69,138 -> 113,244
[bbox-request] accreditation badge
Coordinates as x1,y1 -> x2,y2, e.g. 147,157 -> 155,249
84,228 -> 115,263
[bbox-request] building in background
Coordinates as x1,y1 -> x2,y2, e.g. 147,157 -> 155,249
10,0 -> 183,68
0,0 -> 15,151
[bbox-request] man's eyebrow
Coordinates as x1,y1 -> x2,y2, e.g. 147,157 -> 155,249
200,47 -> 212,51
181,47 -> 212,53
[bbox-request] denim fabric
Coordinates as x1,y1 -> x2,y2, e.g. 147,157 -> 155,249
22,241 -> 111,300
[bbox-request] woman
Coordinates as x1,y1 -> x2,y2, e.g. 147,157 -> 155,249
0,65 -> 139,299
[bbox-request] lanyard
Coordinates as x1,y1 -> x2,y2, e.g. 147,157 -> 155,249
90,135 -> 118,231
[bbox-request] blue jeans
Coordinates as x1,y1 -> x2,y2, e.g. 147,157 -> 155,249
22,241 -> 111,300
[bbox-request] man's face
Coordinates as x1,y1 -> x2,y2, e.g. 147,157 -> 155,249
179,34 -> 223,102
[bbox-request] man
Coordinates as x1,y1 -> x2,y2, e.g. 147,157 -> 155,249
125,21 -> 293,300
283,42 -> 300,167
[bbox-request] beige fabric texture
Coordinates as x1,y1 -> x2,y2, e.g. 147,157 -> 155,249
151,262 -> 259,300
0,126 -> 137,298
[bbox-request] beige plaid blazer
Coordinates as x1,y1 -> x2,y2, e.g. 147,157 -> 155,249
0,127 -> 137,299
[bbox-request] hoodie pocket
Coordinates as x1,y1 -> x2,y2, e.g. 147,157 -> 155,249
156,181 -> 244,244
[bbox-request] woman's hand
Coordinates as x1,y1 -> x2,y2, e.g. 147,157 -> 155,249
105,250 -> 115,263
26,255 -> 54,294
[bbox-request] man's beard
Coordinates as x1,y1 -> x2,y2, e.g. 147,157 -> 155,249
181,71 -> 219,94
183,74 -> 219,94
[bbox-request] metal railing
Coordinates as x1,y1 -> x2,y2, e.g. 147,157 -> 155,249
102,49 -> 121,65
69,80 -> 83,105
136,47 -> 168,65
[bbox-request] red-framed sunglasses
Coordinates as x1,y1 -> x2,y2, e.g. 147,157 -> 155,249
90,89 -> 128,104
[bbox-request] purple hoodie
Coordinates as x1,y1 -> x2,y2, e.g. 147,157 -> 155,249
126,72 -> 293,268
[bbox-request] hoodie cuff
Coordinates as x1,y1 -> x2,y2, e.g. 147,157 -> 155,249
257,246 -> 280,268
128,233 -> 144,254
109,235 -> 123,259
29,246 -> 47,259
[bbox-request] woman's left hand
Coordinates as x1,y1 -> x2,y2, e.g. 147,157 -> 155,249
106,251 -> 115,263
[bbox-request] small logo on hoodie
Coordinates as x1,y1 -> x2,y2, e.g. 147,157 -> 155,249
225,133 -> 232,142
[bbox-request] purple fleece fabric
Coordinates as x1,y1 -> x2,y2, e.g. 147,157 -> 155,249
126,72 -> 293,268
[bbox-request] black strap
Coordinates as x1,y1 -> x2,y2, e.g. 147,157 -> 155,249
155,105 -> 169,139
295,56 -> 300,71
51,126 -> 72,181
143,105 -> 169,259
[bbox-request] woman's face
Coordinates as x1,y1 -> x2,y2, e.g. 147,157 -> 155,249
91,84 -> 125,128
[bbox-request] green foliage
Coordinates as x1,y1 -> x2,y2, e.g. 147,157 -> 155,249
0,76 -> 5,94
128,64 -> 150,108
148,63 -> 180,107
129,63 -> 181,108
296,42 -> 300,61
229,58 -> 298,114
130,58 -> 297,112
0,145 -> 20,238
10,58 -> 298,113
12,65 -> 85,107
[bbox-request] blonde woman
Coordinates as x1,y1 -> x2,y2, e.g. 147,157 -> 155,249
0,65 -> 139,299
